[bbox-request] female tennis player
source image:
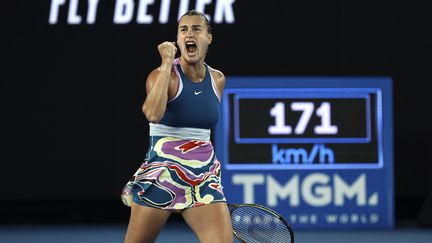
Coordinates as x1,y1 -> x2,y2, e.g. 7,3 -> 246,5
121,10 -> 234,243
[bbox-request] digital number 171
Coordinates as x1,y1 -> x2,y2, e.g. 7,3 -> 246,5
268,102 -> 338,135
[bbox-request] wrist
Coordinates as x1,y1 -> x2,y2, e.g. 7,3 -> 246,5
161,59 -> 174,66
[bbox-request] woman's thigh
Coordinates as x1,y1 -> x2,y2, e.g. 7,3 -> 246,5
182,202 -> 233,243
124,202 -> 172,243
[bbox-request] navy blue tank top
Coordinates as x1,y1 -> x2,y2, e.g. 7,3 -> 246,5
158,59 -> 221,129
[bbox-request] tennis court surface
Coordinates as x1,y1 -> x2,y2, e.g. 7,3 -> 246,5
1,221 -> 431,243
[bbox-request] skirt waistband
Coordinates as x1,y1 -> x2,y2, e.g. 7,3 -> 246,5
149,123 -> 210,142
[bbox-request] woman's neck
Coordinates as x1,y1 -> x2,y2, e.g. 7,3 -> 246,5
179,58 -> 206,82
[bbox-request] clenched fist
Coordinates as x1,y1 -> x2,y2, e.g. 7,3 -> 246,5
158,41 -> 177,64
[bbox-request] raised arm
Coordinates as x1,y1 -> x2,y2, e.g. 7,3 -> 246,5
142,42 -> 177,123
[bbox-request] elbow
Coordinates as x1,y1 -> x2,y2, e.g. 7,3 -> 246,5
142,105 -> 162,123
146,115 -> 161,123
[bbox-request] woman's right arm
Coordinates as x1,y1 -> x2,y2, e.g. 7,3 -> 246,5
142,42 -> 177,123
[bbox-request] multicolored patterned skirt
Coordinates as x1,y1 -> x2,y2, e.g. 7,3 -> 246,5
121,136 -> 226,210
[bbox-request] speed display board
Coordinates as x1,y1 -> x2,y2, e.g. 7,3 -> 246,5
215,77 -> 393,229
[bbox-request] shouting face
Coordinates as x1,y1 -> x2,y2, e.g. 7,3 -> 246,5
177,15 -> 213,64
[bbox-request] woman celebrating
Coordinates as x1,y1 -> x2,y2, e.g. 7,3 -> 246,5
121,10 -> 233,243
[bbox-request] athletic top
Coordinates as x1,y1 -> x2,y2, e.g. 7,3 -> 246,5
158,58 -> 221,129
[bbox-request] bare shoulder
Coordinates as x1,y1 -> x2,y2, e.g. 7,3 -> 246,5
209,66 -> 226,94
209,67 -> 226,83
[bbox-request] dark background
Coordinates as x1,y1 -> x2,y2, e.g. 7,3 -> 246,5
2,0 -> 431,224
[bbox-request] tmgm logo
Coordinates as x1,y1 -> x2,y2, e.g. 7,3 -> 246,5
232,173 -> 379,207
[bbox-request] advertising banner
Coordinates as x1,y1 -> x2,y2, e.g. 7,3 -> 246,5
215,77 -> 394,229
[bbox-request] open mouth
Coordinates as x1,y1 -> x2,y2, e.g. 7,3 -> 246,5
185,41 -> 197,55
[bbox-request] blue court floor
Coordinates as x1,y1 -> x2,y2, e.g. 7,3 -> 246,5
1,222 -> 432,243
